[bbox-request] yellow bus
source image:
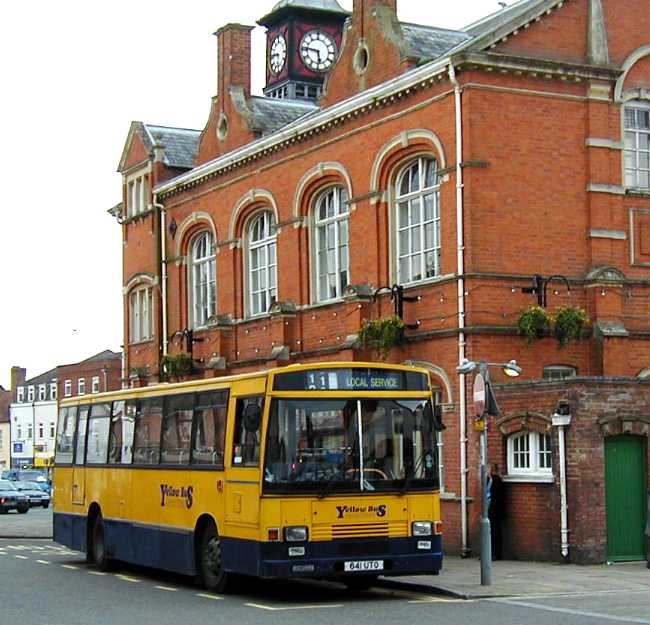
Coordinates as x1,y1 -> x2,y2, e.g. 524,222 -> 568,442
53,362 -> 443,591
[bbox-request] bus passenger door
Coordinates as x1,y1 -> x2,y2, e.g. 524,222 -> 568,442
225,395 -> 264,532
72,405 -> 90,506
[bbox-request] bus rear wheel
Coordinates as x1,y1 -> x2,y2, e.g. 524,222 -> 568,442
89,514 -> 111,571
198,524 -> 233,593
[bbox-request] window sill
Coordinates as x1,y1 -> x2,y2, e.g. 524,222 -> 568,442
625,187 -> 650,197
502,474 -> 555,484
129,339 -> 155,346
398,273 -> 456,291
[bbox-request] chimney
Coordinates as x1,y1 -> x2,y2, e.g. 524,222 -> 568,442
214,23 -> 254,99
353,0 -> 397,18
10,366 -> 26,401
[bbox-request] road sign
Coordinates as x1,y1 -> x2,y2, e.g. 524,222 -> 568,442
473,373 -> 486,417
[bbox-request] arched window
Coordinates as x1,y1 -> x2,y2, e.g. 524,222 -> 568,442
129,286 -> 153,343
395,157 -> 441,284
248,211 -> 277,316
624,100 -> 650,189
190,231 -> 216,328
313,186 -> 350,302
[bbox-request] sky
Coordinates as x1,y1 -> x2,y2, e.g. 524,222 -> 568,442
0,0 -> 502,389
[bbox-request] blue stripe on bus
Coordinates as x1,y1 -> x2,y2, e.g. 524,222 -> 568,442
54,512 -> 442,579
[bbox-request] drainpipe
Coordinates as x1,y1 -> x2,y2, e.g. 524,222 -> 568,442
153,193 -> 169,359
449,61 -> 469,556
552,408 -> 572,558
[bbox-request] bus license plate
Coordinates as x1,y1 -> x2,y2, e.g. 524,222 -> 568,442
344,560 -> 384,572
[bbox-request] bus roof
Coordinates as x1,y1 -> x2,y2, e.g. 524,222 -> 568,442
58,361 -> 431,406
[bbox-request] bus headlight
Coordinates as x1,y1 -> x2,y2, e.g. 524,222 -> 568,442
412,521 -> 433,536
284,526 -> 308,542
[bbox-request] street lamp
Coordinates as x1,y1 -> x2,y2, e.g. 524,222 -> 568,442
456,358 -> 522,586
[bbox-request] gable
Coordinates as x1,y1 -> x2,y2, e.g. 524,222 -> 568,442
121,130 -> 150,172
490,0 -> 588,64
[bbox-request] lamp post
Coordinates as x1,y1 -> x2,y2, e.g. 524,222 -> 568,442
457,358 -> 522,586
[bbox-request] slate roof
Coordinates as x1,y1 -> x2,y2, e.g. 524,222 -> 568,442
249,97 -> 319,135
143,124 -> 201,170
401,22 -> 471,61
23,368 -> 58,386
267,0 -> 347,14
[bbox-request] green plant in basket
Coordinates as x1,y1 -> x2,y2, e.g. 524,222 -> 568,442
516,306 -> 551,343
358,316 -> 406,360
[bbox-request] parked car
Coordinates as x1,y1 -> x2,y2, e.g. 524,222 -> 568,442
0,480 -> 29,514
12,481 -> 51,508
1,470 -> 50,493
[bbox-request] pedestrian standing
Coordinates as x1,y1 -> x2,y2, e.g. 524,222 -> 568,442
487,463 -> 505,560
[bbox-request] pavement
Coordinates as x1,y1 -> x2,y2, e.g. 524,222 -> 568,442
382,556 -> 650,599
0,506 -> 53,539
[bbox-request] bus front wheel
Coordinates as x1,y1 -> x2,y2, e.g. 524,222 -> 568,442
198,524 -> 231,593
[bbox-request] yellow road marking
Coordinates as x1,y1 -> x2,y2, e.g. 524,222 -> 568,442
196,593 -> 224,600
245,603 -> 343,611
62,565 -> 79,570
14,555 -> 28,560
116,574 -> 140,583
408,597 -> 470,604
89,571 -> 107,576
36,560 -> 50,565
155,586 -> 178,592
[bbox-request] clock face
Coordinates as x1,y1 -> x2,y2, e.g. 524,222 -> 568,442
300,30 -> 337,72
269,34 -> 287,75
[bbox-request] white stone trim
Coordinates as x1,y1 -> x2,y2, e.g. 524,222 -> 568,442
589,229 -> 627,240
615,45 -> 650,102
229,189 -> 279,241
586,183 -> 626,195
174,212 -> 218,258
292,162 -> 354,220
585,138 -> 624,150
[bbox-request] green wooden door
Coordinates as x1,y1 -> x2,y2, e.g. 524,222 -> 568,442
605,435 -> 647,561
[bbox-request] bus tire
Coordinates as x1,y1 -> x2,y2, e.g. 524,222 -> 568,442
90,514 -> 111,571
344,575 -> 377,591
198,523 -> 231,593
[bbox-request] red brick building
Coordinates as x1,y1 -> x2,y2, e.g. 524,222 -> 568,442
56,350 -> 123,400
113,0 -> 650,563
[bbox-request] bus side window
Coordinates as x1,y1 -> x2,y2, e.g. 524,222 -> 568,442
192,390 -> 228,467
232,396 -> 263,467
108,401 -> 125,464
55,406 -> 77,464
86,403 -> 111,465
133,397 -> 163,465
161,394 -> 194,465
74,406 -> 90,466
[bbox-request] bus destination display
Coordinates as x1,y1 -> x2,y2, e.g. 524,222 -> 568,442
273,368 -> 429,392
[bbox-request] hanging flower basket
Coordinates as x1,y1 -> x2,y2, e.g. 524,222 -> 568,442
516,306 -> 551,343
551,306 -> 591,346
161,352 -> 195,381
358,316 -> 406,360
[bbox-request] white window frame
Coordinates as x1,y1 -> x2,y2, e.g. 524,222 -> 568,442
91,376 -> 100,394
17,387 -> 24,403
38,423 -> 44,439
38,384 -> 46,401
624,100 -> 650,189
189,231 -> 217,329
64,380 -> 72,397
126,170 -> 151,218
27,386 -> 35,403
50,423 -> 55,439
50,383 -> 57,400
78,378 -> 86,396
312,186 -> 350,303
247,211 -> 278,317
395,156 -> 441,285
543,365 -> 577,380
507,431 -> 553,478
129,286 -> 153,344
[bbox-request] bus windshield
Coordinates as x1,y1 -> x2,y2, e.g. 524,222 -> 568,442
263,397 -> 438,494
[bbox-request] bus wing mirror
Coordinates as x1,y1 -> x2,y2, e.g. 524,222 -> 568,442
243,404 -> 262,432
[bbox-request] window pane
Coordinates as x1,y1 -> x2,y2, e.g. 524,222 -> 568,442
423,158 -> 438,188
232,397 -> 263,467
161,394 -> 194,465
55,407 -> 76,464
86,403 -> 111,465
133,398 -> 163,464
192,391 -> 229,466
75,406 -> 90,466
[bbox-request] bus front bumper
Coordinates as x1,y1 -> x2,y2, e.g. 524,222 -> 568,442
252,536 -> 443,579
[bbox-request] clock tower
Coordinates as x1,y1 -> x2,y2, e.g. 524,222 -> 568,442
258,0 -> 349,101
